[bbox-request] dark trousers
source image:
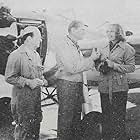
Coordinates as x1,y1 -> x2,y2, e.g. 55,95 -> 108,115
100,91 -> 127,140
11,87 -> 42,140
57,79 -> 83,140
15,120 -> 40,140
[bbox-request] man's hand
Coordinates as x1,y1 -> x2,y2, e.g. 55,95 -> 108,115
106,59 -> 114,68
26,78 -> 44,89
43,79 -> 48,87
90,48 -> 101,61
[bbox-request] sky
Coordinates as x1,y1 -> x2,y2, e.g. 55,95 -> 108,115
1,0 -> 140,35
3,0 -> 126,23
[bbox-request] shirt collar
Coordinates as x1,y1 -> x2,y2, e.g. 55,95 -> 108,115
18,44 -> 38,61
67,35 -> 77,44
66,35 -> 80,50
19,44 -> 37,53
104,40 -> 125,50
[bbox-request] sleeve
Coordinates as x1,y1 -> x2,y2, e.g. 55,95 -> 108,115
56,42 -> 95,74
113,44 -> 135,73
78,39 -> 107,50
5,52 -> 29,87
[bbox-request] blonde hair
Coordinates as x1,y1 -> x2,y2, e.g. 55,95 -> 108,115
108,24 -> 126,41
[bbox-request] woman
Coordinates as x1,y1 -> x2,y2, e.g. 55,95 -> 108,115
97,24 -> 135,140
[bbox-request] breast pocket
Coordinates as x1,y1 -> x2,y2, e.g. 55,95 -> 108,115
111,49 -> 124,63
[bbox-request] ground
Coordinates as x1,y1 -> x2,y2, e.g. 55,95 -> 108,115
0,75 -> 140,140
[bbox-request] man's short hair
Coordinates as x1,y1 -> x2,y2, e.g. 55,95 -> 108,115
68,20 -> 87,33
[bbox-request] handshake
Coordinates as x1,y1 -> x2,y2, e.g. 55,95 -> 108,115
25,78 -> 48,89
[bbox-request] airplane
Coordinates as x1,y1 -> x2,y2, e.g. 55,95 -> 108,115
0,7 -> 48,75
1,6 -> 140,102
0,6 -> 140,138
0,8 -> 49,105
